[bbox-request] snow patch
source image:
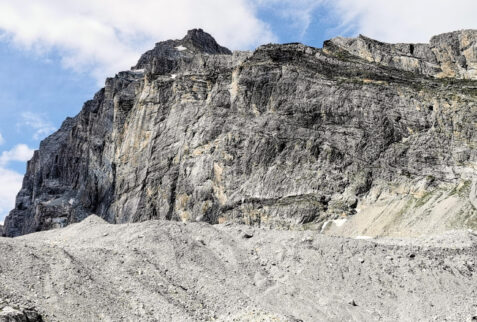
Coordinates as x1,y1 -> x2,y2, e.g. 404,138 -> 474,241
68,198 -> 75,206
175,45 -> 187,51
333,219 -> 347,227
131,69 -> 145,73
171,74 -> 177,79
355,236 -> 373,240
320,220 -> 330,233
320,218 -> 347,233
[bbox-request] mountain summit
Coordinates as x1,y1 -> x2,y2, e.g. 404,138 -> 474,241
134,28 -> 231,74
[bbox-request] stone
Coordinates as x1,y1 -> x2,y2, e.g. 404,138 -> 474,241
0,306 -> 43,322
242,232 -> 254,239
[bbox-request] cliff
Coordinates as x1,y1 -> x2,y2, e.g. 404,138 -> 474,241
4,29 -> 477,237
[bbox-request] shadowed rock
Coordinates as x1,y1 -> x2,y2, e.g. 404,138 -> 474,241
134,28 -> 231,75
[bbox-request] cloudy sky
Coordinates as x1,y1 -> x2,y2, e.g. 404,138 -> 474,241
0,0 -> 476,222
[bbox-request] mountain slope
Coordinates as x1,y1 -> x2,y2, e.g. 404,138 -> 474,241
4,29 -> 477,237
1,216 -> 476,321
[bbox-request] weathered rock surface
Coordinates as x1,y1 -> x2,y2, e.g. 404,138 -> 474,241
0,216 -> 476,321
0,305 -> 42,322
325,29 -> 477,79
4,29 -> 477,237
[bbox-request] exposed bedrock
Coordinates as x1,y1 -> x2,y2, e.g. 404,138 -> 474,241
4,29 -> 477,237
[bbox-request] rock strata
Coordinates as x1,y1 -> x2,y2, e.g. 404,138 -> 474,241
4,29 -> 477,237
325,29 -> 477,79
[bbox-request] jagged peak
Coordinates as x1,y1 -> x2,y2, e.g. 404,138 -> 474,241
181,28 -> 232,55
133,29 -> 231,72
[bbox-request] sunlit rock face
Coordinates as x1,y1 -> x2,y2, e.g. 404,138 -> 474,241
325,29 -> 477,79
4,29 -> 477,237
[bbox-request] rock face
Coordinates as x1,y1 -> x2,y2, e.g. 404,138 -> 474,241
325,29 -> 477,79
4,29 -> 477,237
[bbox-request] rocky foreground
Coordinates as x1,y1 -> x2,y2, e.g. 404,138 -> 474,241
1,216 -> 476,321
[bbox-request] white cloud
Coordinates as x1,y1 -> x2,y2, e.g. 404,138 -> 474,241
19,112 -> 56,140
0,144 -> 35,167
0,0 -> 475,86
329,0 -> 477,43
254,0 -> 477,45
0,133 -> 4,146
0,0 -> 276,83
0,166 -> 23,223
255,0 -> 323,38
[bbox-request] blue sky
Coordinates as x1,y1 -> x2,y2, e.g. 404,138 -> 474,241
0,0 -> 476,222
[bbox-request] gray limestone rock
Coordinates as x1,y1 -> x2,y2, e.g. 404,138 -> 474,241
134,28 -> 231,75
325,29 -> 477,79
3,29 -> 477,237
0,306 -> 42,322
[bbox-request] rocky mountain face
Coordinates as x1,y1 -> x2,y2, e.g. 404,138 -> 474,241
3,29 -> 477,237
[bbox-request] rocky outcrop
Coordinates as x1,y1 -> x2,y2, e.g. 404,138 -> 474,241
4,29 -> 477,237
134,28 -> 232,75
325,29 -> 477,79
0,306 -> 43,322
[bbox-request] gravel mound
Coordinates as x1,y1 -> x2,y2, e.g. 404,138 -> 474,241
1,216 -> 476,321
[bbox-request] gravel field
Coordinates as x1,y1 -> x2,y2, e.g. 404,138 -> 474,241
0,216 -> 476,321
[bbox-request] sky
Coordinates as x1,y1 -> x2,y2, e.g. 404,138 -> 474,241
0,0 -> 476,223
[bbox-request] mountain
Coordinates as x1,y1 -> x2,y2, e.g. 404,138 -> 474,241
3,29 -> 477,237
